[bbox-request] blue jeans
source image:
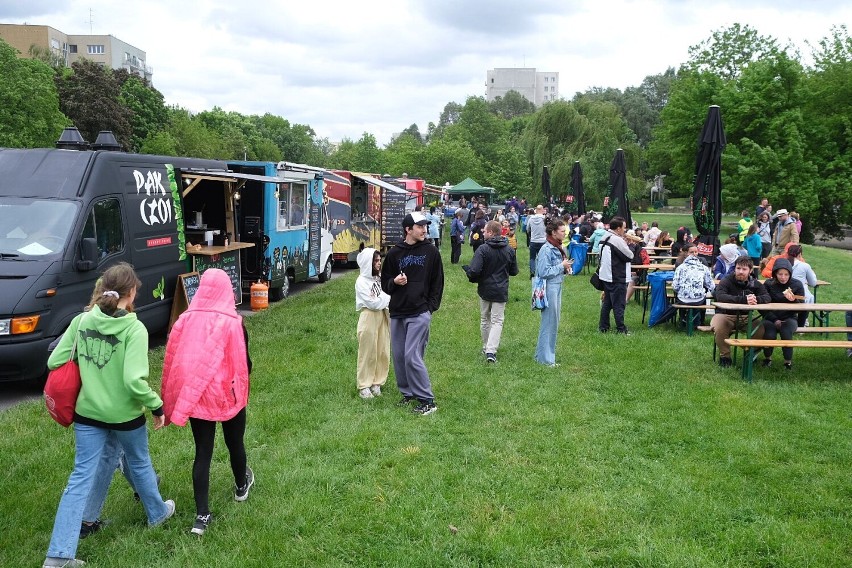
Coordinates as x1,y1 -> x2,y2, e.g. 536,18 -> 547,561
535,280 -> 563,365
47,423 -> 169,560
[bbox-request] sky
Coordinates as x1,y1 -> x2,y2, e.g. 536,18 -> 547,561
2,0 -> 849,145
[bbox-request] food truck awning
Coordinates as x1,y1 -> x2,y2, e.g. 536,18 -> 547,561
352,172 -> 408,194
181,170 -> 300,196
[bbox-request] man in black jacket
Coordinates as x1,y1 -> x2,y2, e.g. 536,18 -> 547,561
466,221 -> 519,363
710,256 -> 770,367
380,212 -> 444,416
598,216 -> 634,334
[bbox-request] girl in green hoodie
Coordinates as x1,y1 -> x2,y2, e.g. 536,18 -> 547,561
44,263 -> 174,568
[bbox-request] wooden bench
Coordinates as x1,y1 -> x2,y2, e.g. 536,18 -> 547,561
795,326 -> 852,335
725,338 -> 852,381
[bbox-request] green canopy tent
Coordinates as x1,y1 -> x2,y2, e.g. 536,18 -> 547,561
448,177 -> 496,202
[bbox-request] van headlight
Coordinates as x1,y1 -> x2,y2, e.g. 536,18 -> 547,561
0,315 -> 40,335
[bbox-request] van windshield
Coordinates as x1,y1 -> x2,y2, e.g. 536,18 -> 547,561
0,198 -> 77,259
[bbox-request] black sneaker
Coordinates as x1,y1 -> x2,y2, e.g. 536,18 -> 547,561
80,519 -> 105,539
234,466 -> 254,502
191,513 -> 212,535
784,362 -> 793,371
485,353 -> 496,363
719,357 -> 733,368
616,329 -> 631,336
761,358 -> 772,367
397,395 -> 416,407
134,474 -> 161,502
412,402 -> 437,416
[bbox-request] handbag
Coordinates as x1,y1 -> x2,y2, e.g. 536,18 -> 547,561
531,277 -> 548,310
590,268 -> 604,291
44,317 -> 83,427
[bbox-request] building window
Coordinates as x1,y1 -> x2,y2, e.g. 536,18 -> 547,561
69,44 -> 77,53
87,45 -> 105,55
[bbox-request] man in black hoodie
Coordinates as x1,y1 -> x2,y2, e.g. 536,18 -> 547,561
380,212 -> 445,416
465,221 -> 519,363
710,256 -> 770,367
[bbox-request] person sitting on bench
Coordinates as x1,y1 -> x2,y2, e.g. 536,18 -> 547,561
711,256 -> 770,368
760,258 -> 804,370
672,244 -> 715,328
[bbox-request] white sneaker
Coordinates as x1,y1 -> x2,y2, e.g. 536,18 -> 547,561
370,385 -> 382,396
359,388 -> 374,399
151,499 -> 175,527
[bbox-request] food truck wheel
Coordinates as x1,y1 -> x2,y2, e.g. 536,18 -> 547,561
270,277 -> 289,301
318,259 -> 333,282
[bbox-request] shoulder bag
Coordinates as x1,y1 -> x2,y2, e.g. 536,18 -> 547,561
44,317 -> 83,427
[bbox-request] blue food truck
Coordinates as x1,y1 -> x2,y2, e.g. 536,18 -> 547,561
226,161 -> 333,300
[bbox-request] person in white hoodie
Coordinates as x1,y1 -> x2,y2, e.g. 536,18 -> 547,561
355,248 -> 391,399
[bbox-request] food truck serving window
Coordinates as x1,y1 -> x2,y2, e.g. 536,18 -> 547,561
277,182 -> 308,230
82,198 -> 124,260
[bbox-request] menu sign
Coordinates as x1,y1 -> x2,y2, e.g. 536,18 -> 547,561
193,250 -> 242,305
381,190 -> 406,248
308,181 -> 321,275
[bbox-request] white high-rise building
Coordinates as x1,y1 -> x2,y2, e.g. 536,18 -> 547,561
486,68 -> 559,106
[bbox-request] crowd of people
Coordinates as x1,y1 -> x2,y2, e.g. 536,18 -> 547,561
42,194 -> 846,566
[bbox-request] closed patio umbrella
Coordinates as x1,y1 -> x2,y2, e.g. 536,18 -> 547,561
603,149 -> 631,227
569,160 -> 586,216
541,166 -> 552,208
692,105 -> 726,262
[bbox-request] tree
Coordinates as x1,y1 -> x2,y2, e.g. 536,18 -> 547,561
420,138 -> 484,187
685,23 -> 782,80
384,133 -> 425,177
489,90 -> 536,119
801,25 -> 852,236
397,123 -> 424,144
118,74 -> 168,152
55,59 -> 133,149
0,39 -> 67,147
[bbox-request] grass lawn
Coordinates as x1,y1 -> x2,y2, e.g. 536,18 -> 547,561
2,238 -> 850,567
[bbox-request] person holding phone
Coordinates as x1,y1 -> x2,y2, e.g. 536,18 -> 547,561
380,212 -> 444,416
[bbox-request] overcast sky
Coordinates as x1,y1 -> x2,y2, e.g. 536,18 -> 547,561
3,0 -> 849,145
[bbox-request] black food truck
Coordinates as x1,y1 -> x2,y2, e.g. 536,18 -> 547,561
0,133 -> 288,384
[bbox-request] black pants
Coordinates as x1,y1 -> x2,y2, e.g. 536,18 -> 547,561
600,281 -> 628,332
189,407 -> 247,515
450,236 -> 462,264
678,299 -> 707,327
762,318 -> 798,361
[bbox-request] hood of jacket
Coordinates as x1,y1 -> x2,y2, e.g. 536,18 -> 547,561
485,236 -> 509,249
188,268 -> 236,316
393,238 -> 430,252
357,247 -> 378,278
772,257 -> 794,279
718,243 -> 740,263
86,304 -> 140,335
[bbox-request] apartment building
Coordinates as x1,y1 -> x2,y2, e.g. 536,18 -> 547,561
0,23 -> 152,83
485,68 -> 559,107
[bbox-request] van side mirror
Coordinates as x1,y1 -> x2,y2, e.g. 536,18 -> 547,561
76,238 -> 99,271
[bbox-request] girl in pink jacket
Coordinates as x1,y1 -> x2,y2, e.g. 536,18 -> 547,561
161,268 -> 253,536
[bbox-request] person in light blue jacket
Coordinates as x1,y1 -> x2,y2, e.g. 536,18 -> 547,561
426,207 -> 442,247
534,217 -> 573,367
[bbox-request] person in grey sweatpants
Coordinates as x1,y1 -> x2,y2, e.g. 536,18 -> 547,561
380,212 -> 445,416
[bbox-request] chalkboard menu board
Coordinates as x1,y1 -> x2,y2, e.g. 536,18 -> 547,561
193,250 -> 242,305
382,190 -> 406,247
180,272 -> 201,304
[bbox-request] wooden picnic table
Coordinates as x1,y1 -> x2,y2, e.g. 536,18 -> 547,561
711,302 -> 852,381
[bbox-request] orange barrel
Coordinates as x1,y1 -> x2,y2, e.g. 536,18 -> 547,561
250,281 -> 269,311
